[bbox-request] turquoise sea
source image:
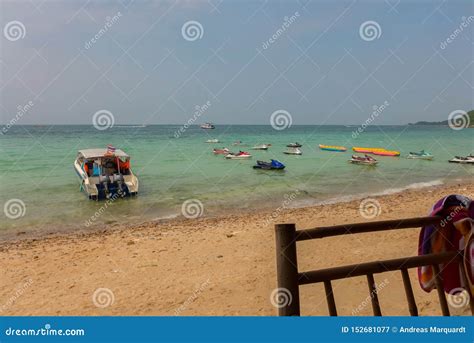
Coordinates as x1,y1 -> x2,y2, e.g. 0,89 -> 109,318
0,125 -> 473,235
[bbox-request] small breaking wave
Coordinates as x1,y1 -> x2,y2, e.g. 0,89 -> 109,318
289,179 -> 445,209
375,180 -> 444,196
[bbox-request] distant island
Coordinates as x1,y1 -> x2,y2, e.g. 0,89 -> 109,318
409,110 -> 473,127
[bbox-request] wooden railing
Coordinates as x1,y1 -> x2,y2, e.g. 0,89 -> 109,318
274,216 -> 474,316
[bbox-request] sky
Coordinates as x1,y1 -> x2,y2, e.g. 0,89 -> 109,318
0,0 -> 473,125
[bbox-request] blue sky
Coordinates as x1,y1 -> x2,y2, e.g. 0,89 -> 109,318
0,0 -> 472,125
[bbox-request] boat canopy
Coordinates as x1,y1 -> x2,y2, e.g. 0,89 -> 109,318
77,148 -> 129,159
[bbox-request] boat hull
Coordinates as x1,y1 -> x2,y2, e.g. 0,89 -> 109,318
407,154 -> 433,160
349,160 -> 378,166
74,158 -> 138,201
253,165 -> 285,170
225,153 -> 252,159
449,159 -> 474,164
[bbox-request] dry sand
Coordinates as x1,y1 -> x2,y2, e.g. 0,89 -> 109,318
0,182 -> 473,316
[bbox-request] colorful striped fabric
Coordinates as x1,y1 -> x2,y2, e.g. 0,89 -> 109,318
418,195 -> 473,293
106,144 -> 116,155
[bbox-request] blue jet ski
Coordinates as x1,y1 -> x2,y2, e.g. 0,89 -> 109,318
253,159 -> 285,170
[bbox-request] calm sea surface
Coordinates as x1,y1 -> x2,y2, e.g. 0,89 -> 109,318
0,125 -> 473,234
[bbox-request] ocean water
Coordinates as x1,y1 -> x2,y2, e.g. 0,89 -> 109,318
0,125 -> 473,234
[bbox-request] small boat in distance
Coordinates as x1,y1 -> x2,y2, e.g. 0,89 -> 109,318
349,154 -> 378,166
252,144 -> 269,150
287,142 -> 302,148
449,155 -> 474,164
200,123 -> 215,129
225,151 -> 252,159
74,147 -> 139,200
319,144 -> 347,152
206,139 -> 220,143
407,150 -> 434,160
213,148 -> 230,155
253,159 -> 285,170
284,147 -> 302,155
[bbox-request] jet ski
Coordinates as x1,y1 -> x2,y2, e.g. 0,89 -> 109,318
284,147 -> 302,155
449,155 -> 474,164
225,151 -> 252,159
286,142 -> 302,148
407,150 -> 433,160
253,159 -> 285,170
213,148 -> 230,155
349,154 -> 378,166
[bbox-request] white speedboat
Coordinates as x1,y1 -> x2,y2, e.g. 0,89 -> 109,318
74,148 -> 139,200
225,151 -> 252,159
284,147 -> 302,155
206,139 -> 220,143
252,144 -> 269,150
200,123 -> 215,129
449,155 -> 474,164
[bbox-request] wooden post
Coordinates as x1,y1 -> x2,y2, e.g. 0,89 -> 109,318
401,268 -> 418,316
366,273 -> 382,316
275,223 -> 300,316
432,264 -> 450,316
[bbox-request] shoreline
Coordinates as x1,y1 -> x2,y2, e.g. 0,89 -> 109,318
0,181 -> 473,316
0,176 -> 470,242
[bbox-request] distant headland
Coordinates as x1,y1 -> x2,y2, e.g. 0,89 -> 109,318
409,110 -> 473,127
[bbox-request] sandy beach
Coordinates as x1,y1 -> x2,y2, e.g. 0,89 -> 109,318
1,182 -> 472,316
